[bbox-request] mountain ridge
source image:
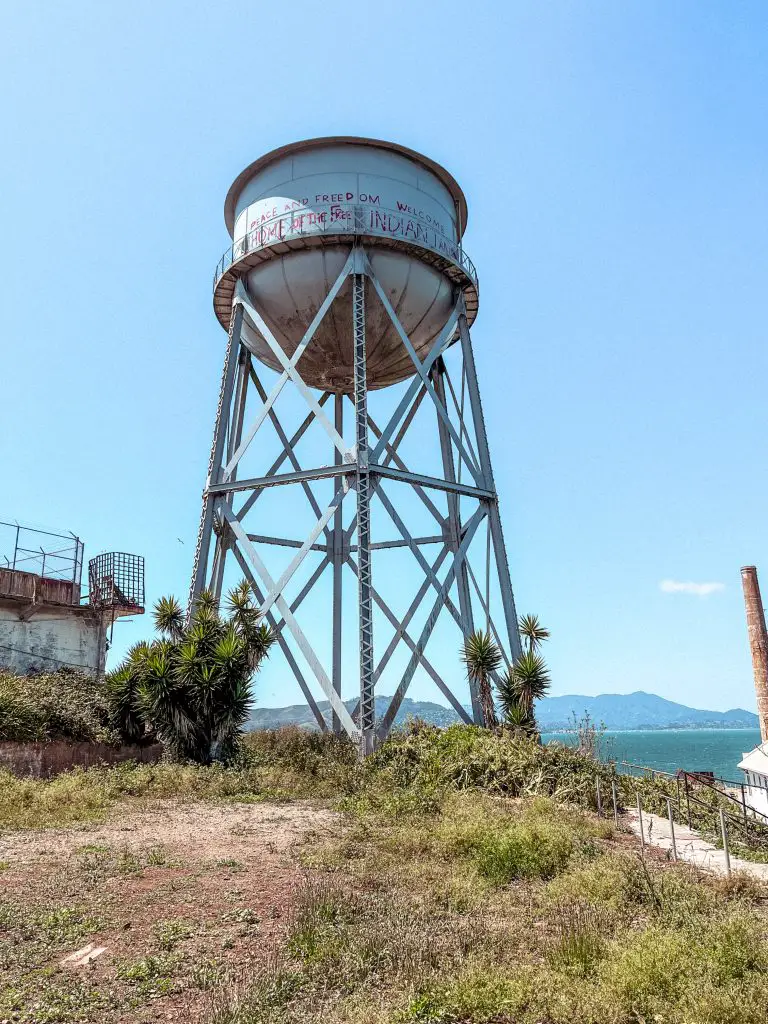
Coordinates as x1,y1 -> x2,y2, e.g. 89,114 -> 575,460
248,690 -> 759,732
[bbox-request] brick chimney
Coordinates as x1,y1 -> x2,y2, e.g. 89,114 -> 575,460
741,566 -> 768,743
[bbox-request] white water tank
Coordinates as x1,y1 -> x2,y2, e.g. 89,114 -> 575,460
213,137 -> 478,391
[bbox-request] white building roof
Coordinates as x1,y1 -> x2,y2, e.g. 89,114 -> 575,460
738,742 -> 768,776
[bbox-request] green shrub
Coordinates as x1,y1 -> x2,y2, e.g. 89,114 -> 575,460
0,669 -> 118,744
365,724 -> 614,810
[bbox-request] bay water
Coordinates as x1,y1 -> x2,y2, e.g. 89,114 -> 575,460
542,728 -> 761,783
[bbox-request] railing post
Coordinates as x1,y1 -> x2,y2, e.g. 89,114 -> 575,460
741,784 -> 749,831
637,793 -> 645,853
684,774 -> 692,828
611,781 -> 619,827
666,797 -> 678,862
719,809 -> 731,877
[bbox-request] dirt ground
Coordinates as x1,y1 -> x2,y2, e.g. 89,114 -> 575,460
0,800 -> 338,1023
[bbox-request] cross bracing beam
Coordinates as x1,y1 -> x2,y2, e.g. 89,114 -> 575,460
374,483 -> 464,632
230,546 -> 328,732
365,404 -> 445,528
345,549 -> 473,726
442,362 -> 480,474
219,503 -> 359,740
234,282 -> 347,457
272,556 -> 330,636
363,255 -> 483,486
376,505 -> 487,738
369,304 -> 460,463
371,463 -> 494,501
208,464 -> 348,495
237,394 -> 331,522
189,245 -> 522,753
247,365 -> 332,545
226,256 -> 353,475
342,387 -> 445,549
466,557 -> 510,671
246,534 -> 327,552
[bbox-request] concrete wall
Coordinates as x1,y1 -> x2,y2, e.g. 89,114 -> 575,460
0,740 -> 163,779
0,603 -> 105,676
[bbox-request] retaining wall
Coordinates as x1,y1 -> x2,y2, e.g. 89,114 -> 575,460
0,740 -> 163,779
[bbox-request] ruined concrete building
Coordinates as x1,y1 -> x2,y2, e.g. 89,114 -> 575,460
0,520 -> 144,678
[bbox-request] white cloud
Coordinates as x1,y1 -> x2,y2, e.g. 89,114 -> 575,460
659,579 -> 725,597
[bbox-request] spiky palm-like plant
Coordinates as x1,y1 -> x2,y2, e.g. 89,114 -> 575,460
518,613 -> 550,653
107,583 -> 275,764
494,615 -> 552,737
103,641 -> 151,745
495,674 -> 537,737
508,649 -> 551,718
461,630 -> 502,728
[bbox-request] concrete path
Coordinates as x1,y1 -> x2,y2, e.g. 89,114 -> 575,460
625,808 -> 768,881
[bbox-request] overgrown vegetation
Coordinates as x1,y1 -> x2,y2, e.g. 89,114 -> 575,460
207,773 -> 768,1024
0,668 -> 118,744
2,723 -> 768,1023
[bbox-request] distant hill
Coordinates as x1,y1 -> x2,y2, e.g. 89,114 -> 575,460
248,695 -> 461,732
535,691 -> 759,731
248,690 -> 759,732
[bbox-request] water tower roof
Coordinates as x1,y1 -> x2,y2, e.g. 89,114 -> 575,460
223,136 -> 469,238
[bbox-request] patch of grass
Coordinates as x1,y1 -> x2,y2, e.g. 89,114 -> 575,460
37,905 -> 102,943
215,858 -> 246,871
285,879 -> 350,966
192,958 -> 225,990
0,978 -> 116,1023
547,902 -> 608,977
117,951 -> 182,996
153,918 -> 192,950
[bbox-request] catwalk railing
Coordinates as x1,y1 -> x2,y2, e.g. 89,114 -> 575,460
213,203 -> 479,291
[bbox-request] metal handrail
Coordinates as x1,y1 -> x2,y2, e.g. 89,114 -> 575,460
212,202 -> 479,292
617,760 -> 768,825
618,760 -> 754,789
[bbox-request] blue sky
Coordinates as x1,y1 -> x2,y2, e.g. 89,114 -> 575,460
1,2 -> 767,713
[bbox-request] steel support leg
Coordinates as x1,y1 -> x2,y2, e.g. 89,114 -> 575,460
458,311 -> 522,663
354,267 -> 375,757
433,360 -> 482,723
189,304 -> 244,615
332,393 -> 344,735
210,345 -> 251,601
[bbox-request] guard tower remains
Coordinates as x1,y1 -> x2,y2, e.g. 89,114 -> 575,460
0,520 -> 145,678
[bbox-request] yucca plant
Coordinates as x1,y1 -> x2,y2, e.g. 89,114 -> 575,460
509,649 -> 551,719
519,613 -> 550,653
496,672 -> 537,737
106,583 -> 275,764
494,614 -> 552,736
461,630 -> 501,727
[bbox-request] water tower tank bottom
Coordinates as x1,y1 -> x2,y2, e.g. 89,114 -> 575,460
240,246 -> 456,392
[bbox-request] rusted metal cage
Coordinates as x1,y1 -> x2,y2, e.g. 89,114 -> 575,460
88,552 -> 145,614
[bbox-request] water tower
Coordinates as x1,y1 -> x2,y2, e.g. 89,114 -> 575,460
190,137 -> 522,754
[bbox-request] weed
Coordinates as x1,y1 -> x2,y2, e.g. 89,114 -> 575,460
215,858 -> 245,871
37,905 -> 101,943
548,902 -> 607,976
153,918 -> 192,950
117,951 -> 181,995
193,958 -> 225,990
